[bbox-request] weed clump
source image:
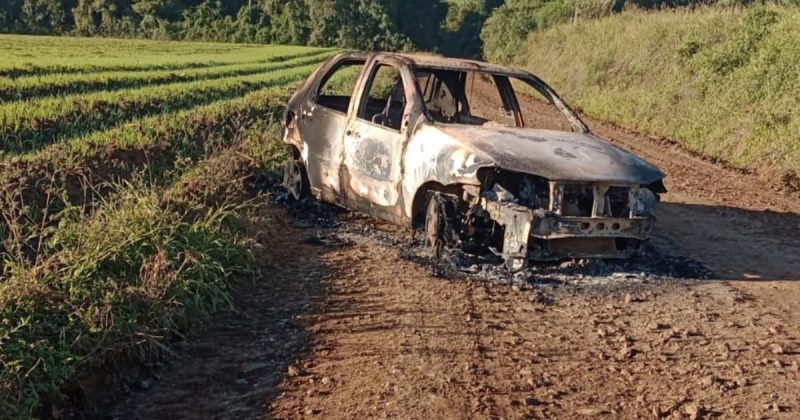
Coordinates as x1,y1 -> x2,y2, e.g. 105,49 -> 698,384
0,183 -> 253,418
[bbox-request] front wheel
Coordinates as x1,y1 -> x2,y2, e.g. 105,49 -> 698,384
425,195 -> 445,259
283,159 -> 309,200
424,192 -> 460,259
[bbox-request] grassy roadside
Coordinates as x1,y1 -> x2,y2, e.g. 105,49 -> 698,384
0,117 -> 288,419
507,6 -> 800,183
0,36 -> 323,418
0,86 -> 293,268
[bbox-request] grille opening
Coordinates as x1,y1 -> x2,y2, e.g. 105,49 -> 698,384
479,168 -> 549,209
607,187 -> 630,217
562,184 -> 594,217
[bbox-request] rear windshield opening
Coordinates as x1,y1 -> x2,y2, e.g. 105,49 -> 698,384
414,68 -> 574,132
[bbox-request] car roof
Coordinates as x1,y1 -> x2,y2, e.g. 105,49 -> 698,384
334,51 -> 530,78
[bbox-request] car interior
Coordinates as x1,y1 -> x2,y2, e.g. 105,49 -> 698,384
418,68 -> 518,126
358,64 -> 405,131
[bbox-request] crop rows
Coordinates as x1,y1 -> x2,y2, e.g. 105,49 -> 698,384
1,35 -> 328,79
0,50 -> 332,101
0,57 -> 325,156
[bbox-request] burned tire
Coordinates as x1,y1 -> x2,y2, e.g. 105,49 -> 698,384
283,159 -> 309,200
424,192 -> 460,259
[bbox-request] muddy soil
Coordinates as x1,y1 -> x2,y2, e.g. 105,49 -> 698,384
103,95 -> 800,419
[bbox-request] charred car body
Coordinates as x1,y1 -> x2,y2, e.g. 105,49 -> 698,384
283,52 -> 666,269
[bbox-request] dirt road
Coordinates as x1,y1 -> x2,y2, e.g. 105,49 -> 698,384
105,99 -> 800,419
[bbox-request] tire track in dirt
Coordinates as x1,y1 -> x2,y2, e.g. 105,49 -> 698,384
103,204 -> 800,418
269,240 -> 487,419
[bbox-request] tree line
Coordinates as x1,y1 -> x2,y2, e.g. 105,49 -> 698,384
1,0 -> 762,59
0,0 -> 506,56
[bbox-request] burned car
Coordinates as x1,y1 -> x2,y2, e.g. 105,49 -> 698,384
282,52 -> 666,269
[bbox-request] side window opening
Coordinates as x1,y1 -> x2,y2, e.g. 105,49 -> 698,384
358,64 -> 405,131
465,72 -> 517,127
415,69 -> 462,123
316,60 -> 365,113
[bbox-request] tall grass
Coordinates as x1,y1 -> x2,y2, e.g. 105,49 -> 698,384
0,116 -> 287,417
0,182 -> 254,419
0,85 -> 294,272
0,35 -> 318,418
507,6 -> 800,178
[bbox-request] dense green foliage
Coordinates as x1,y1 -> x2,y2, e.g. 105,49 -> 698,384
504,6 -> 800,177
1,185 -> 253,418
439,0 -> 503,57
480,0 -> 800,63
482,0 -> 574,63
0,0 -> 456,51
6,0 -> 781,59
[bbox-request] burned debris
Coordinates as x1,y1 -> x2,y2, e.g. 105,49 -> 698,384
282,52 -> 666,269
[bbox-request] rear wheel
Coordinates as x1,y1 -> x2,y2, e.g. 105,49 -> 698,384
283,159 -> 309,200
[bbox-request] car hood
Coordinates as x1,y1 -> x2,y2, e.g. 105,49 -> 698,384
436,124 -> 664,184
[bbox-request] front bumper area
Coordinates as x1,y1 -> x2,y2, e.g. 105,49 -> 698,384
482,199 -> 654,266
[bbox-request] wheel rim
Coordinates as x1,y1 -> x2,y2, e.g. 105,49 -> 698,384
285,160 -> 303,200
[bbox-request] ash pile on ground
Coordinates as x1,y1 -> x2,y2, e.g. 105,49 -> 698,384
274,187 -> 714,293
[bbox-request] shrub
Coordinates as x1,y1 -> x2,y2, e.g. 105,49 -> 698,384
482,0 -> 574,63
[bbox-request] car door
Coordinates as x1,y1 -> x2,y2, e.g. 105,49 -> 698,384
295,58 -> 366,199
341,59 -> 413,222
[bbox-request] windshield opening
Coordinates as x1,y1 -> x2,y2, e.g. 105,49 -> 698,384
414,67 -> 580,132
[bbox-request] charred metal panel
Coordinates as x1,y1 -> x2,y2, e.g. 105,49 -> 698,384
437,125 -> 664,185
343,119 -> 403,207
529,214 -> 653,239
401,124 -> 492,220
338,56 -> 423,220
481,184 -> 653,262
297,103 -> 348,195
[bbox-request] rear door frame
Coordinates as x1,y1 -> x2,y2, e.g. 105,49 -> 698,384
298,55 -> 369,201
338,56 -> 418,224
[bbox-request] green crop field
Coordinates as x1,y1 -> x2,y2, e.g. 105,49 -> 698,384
0,34 -> 334,418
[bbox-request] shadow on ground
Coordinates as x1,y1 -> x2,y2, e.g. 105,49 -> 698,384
656,202 -> 800,281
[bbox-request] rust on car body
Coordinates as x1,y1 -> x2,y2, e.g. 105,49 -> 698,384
282,52 -> 666,269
